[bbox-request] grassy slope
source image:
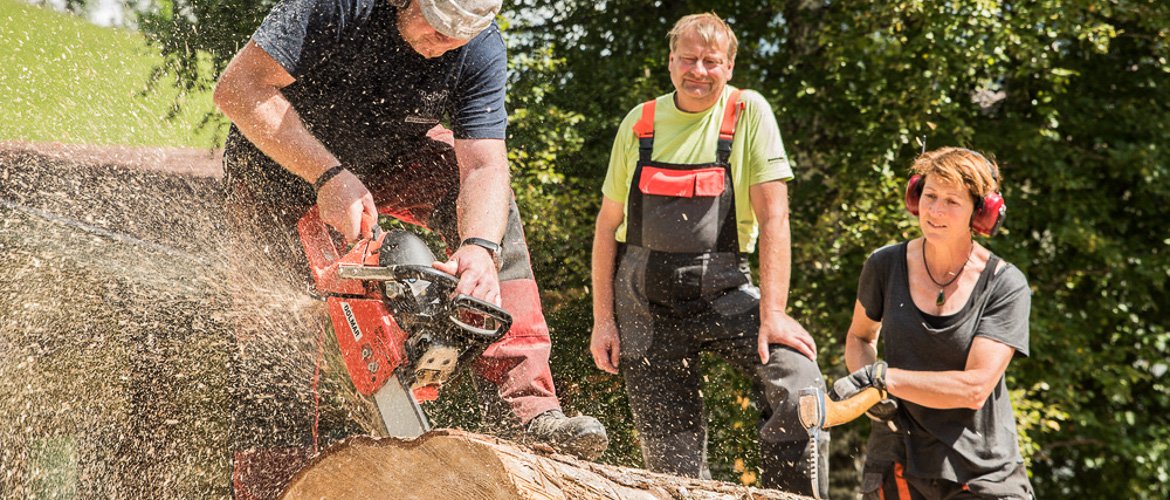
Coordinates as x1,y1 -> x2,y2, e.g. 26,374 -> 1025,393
0,0 -> 225,147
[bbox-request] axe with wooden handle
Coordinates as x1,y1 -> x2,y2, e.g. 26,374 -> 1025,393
795,385 -> 885,500
798,385 -> 886,432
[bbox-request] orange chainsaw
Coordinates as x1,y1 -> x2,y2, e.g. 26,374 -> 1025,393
296,207 -> 511,437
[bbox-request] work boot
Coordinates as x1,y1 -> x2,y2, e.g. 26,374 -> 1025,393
525,410 -> 609,460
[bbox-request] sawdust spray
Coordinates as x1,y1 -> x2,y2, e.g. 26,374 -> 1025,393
0,149 -> 386,499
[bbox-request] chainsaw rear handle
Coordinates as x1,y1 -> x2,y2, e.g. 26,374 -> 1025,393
451,295 -> 512,342
391,265 -> 512,341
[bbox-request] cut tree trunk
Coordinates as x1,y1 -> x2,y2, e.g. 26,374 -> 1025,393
280,430 -> 809,500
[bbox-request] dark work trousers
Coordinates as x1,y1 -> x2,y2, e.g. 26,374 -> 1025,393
861,427 -> 1034,500
614,245 -> 829,497
222,126 -> 561,498
861,462 -> 1033,500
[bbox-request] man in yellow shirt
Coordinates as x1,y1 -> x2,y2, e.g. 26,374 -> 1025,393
590,12 -> 828,497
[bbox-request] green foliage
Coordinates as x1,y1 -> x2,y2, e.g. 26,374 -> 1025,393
97,0 -> 1170,495
0,0 -> 223,146
136,0 -> 273,98
504,41 -> 593,298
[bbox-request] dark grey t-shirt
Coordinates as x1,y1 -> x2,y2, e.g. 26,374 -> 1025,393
228,0 -> 507,170
857,241 -> 1030,484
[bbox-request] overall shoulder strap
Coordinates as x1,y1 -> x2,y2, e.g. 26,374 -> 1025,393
716,89 -> 745,164
712,90 -> 746,253
631,100 -> 657,163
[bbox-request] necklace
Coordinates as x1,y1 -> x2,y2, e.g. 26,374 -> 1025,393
922,241 -> 974,307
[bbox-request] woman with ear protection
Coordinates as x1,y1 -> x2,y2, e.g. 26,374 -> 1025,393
833,147 -> 1034,499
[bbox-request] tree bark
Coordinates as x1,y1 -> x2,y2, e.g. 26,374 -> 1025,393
280,430 -> 809,500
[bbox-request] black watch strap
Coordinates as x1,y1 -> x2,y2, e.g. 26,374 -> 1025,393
461,237 -> 502,257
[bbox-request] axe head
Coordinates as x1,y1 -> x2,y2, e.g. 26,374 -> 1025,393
798,387 -> 826,432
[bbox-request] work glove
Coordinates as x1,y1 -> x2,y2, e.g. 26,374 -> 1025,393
829,361 -> 900,430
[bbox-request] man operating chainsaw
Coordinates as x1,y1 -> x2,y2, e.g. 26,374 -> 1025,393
214,0 -> 607,494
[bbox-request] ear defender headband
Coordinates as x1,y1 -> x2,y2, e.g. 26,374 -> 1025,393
904,149 -> 1007,237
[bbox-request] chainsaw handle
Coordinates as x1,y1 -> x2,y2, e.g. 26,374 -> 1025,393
390,265 -> 511,341
450,294 -> 512,342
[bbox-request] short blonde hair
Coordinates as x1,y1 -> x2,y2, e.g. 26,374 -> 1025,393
668,12 -> 738,62
911,147 -> 1000,200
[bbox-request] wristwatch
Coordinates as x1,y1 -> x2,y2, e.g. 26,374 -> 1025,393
461,237 -> 502,268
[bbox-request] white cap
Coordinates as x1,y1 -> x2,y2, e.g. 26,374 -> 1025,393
417,0 -> 501,40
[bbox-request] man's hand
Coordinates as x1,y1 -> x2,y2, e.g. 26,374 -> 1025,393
433,244 -> 501,306
316,169 -> 376,242
590,319 -> 621,374
758,310 -> 817,362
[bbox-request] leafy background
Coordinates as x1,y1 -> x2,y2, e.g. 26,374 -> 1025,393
9,0 -> 1170,497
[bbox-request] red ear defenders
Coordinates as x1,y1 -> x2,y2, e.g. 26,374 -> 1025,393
904,153 -> 1006,237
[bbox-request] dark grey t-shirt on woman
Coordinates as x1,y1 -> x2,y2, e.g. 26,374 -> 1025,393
857,241 -> 1030,484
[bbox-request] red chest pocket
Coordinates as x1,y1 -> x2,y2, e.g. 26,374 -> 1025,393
638,167 -> 726,198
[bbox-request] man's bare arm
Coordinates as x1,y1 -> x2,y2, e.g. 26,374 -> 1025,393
590,197 -> 626,374
751,180 -> 817,361
213,41 -> 336,183
432,138 -> 510,305
452,138 -> 510,244
214,42 -> 375,240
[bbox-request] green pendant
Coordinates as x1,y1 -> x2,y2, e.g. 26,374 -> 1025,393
936,289 -> 946,306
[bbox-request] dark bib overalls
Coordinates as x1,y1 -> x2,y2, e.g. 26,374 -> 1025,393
613,91 -> 829,498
